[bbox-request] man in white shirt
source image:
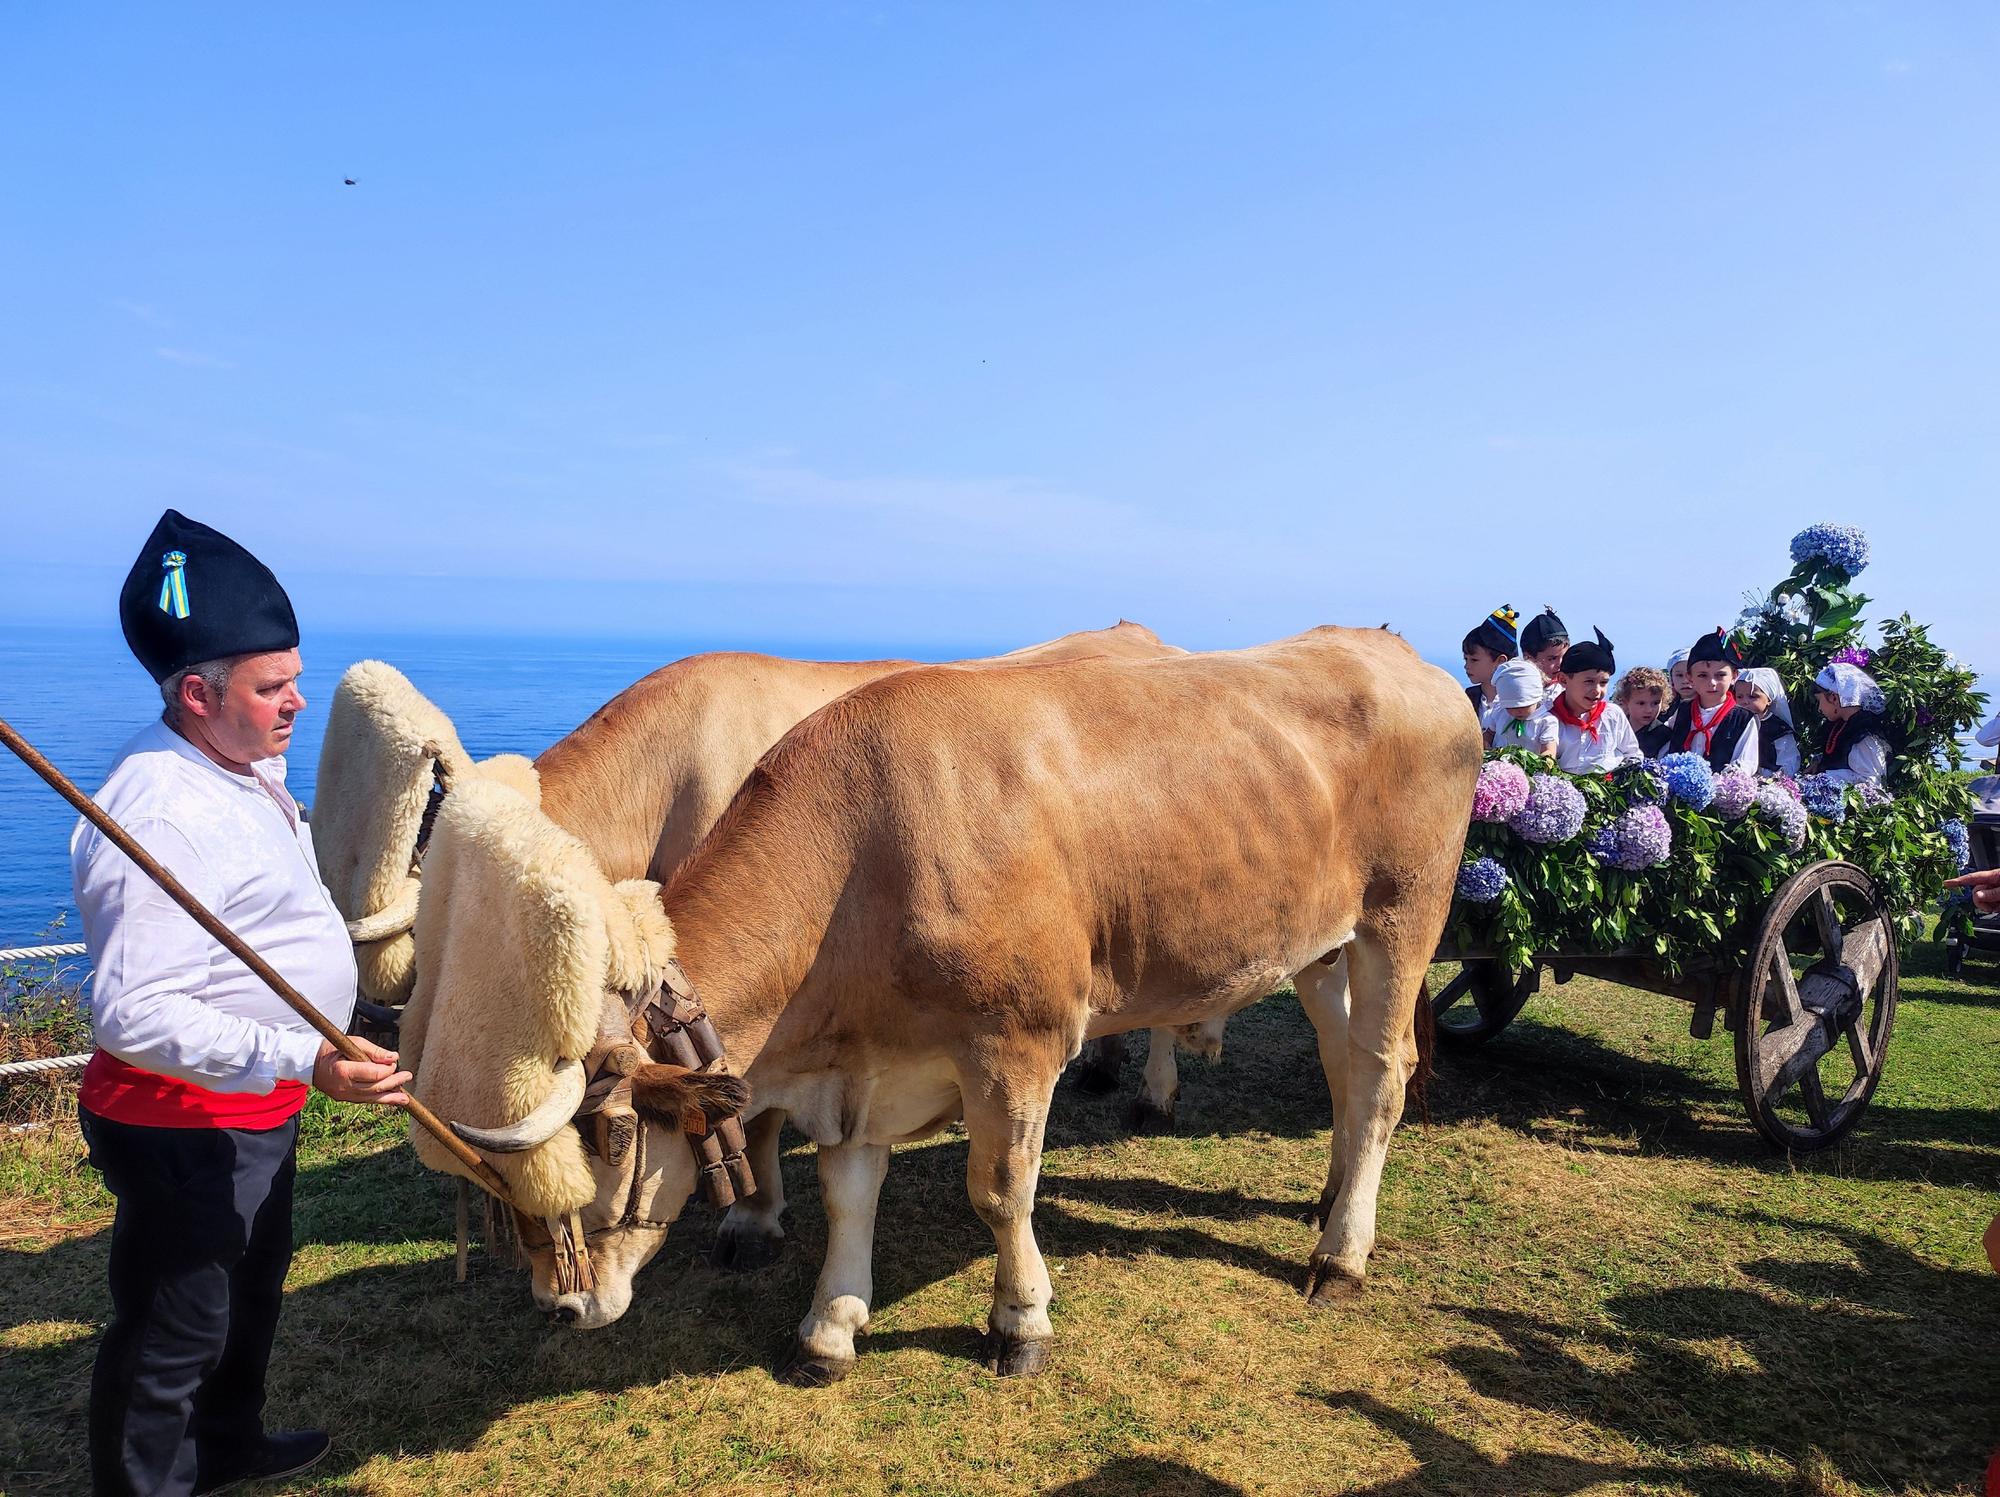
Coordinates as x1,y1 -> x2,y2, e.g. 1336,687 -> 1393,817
77,510 -> 409,1497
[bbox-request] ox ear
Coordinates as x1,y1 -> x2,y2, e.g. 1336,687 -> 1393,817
630,1063 -> 750,1136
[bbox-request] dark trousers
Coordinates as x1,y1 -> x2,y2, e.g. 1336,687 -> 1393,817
80,1107 -> 299,1497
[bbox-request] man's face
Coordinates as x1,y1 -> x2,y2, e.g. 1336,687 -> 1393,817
1622,686 -> 1663,730
1689,660 -> 1734,707
1532,642 -> 1567,681
1462,646 -> 1504,687
1561,670 -> 1611,710
185,649 -> 306,764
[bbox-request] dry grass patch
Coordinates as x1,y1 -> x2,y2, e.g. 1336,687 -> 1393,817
4,946 -> 1998,1494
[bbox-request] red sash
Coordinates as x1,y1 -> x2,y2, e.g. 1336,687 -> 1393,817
79,1051 -> 308,1130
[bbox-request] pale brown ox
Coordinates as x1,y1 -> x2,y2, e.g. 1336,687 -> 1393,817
411,626 -> 1478,1377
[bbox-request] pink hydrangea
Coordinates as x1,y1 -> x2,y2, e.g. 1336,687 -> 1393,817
1472,759 -> 1532,823
1710,770 -> 1758,820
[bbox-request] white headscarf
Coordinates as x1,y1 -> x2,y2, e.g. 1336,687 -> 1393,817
1665,647 -> 1690,673
1815,662 -> 1886,715
1738,667 -> 1792,726
1494,659 -> 1546,709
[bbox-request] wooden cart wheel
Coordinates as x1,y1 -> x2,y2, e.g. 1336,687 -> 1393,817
1734,861 -> 1897,1152
1431,960 -> 1535,1046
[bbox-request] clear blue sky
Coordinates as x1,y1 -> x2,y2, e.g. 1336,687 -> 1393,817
3,4 -> 1996,670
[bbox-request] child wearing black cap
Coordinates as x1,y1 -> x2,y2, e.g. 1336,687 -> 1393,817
1677,628 -> 1760,774
1520,607 -> 1569,693
1550,629 -> 1642,772
1461,606 -> 1521,716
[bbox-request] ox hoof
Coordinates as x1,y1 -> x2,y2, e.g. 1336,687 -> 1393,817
1125,1096 -> 1177,1135
780,1344 -> 855,1387
710,1228 -> 783,1273
983,1330 -> 1053,1378
1303,1255 -> 1365,1306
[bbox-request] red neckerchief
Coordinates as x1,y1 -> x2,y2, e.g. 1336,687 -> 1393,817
1682,697 -> 1735,757
1550,695 -> 1606,741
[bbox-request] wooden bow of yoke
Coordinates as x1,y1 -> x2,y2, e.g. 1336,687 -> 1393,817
0,717 -> 755,1301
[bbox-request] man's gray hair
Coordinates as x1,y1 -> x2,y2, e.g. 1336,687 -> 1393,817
160,658 -> 236,725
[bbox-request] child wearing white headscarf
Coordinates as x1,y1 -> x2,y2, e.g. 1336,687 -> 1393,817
1733,667 -> 1800,778
1481,659 -> 1558,758
1810,663 -> 1892,786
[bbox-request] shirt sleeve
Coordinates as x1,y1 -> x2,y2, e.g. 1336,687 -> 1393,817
76,816 -> 323,1093
1605,707 -> 1642,765
1535,715 -> 1559,754
1848,735 -> 1889,783
1978,713 -> 2000,748
1726,718 -> 1760,776
1774,733 -> 1801,777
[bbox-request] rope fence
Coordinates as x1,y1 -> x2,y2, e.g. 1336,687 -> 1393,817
1,941 -> 92,1083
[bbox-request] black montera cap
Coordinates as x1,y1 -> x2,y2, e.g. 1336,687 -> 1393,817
1520,606 -> 1568,654
118,510 -> 299,682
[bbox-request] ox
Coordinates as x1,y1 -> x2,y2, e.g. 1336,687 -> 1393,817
401,626 -> 1478,1378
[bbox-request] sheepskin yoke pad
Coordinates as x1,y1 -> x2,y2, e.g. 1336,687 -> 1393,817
402,776 -> 676,1214
312,661 -> 539,1002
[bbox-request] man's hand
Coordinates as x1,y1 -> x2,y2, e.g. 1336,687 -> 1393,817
312,1036 -> 412,1107
1944,869 -> 2000,914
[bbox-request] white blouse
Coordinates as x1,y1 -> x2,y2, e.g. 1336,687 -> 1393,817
1553,703 -> 1642,774
1482,700 -> 1558,756
71,719 -> 357,1094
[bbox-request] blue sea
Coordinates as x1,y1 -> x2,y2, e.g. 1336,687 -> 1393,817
0,625 -> 971,946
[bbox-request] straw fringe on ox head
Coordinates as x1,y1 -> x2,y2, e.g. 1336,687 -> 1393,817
312,661 -> 540,1002
401,776 -> 677,1215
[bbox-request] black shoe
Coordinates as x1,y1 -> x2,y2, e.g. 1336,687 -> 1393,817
194,1429 -> 332,1494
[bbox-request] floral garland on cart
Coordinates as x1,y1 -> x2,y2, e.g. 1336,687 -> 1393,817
1450,525 -> 1985,976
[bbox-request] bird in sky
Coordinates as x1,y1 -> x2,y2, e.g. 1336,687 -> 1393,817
343,177 -> 357,186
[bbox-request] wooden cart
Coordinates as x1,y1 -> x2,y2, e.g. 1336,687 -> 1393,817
1431,860 -> 1898,1152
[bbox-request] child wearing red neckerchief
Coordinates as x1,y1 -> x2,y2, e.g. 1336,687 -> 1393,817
1551,629 -> 1643,773
1679,628 -> 1761,775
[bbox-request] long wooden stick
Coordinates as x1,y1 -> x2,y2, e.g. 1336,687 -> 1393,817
0,715 -> 517,1210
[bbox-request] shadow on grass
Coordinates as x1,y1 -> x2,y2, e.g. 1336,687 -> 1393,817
1044,1455 -> 1246,1495
1400,1207 -> 2000,1495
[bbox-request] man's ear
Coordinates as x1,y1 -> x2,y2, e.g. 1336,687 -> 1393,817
630,1063 -> 750,1135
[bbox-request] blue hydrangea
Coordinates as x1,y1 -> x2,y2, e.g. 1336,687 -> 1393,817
1789,522 -> 1871,577
1610,804 -> 1673,871
1943,818 -> 1971,871
1507,774 -> 1588,844
1455,857 -> 1510,903
1586,824 -> 1621,866
1654,753 -> 1716,811
1799,773 -> 1850,823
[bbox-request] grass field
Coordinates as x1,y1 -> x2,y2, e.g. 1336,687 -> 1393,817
4,944 -> 1998,1496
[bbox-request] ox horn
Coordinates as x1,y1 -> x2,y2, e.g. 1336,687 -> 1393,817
450,1059 -> 588,1154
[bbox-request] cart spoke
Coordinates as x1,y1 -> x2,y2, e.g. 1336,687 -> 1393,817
1845,1012 -> 1875,1077
1812,888 -> 1845,964
1797,1066 -> 1833,1132
1767,943 -> 1807,1026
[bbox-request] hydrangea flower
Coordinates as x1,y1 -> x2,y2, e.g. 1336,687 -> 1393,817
1755,784 -> 1809,850
1799,774 -> 1850,822
1508,774 -> 1588,844
1609,804 -> 1673,871
1854,780 -> 1892,810
1790,523 -> 1871,577
1471,759 -> 1532,823
1456,857 -> 1510,903
1770,774 -> 1803,803
1709,770 -> 1759,820
1943,818 -> 1971,871
1586,824 -> 1621,866
1829,645 -> 1872,669
1654,752 -> 1717,811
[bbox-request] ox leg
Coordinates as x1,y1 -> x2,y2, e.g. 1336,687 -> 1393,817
963,1071 -> 1060,1377
712,1109 -> 788,1272
1305,930 -> 1424,1304
1295,955 -> 1352,1231
783,1141 -> 890,1385
1126,1028 -> 1181,1133
1073,1032 -> 1128,1094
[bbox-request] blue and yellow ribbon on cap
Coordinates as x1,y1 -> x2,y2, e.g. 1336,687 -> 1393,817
157,550 -> 190,619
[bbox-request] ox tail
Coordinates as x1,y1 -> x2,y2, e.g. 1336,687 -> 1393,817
1404,980 -> 1435,1125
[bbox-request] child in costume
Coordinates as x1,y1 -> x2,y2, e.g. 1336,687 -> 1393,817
1678,628 -> 1760,774
1482,659 -> 1558,758
1520,607 -> 1569,693
1733,667 -> 1800,778
1665,647 -> 1695,706
1461,606 -> 1521,716
1615,665 -> 1675,758
1809,662 -> 1893,787
1550,629 -> 1642,772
